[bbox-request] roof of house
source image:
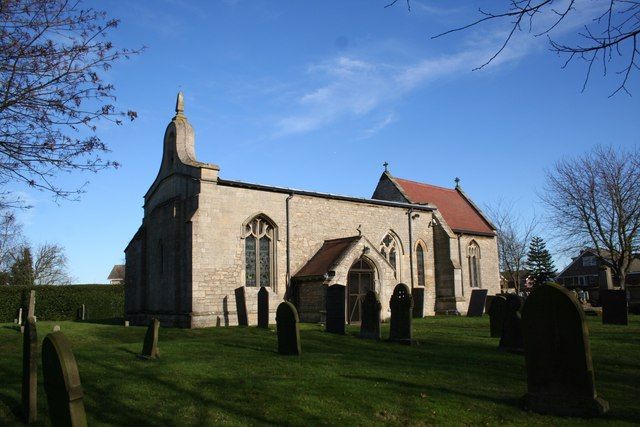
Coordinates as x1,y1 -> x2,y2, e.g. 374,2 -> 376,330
556,248 -> 640,278
292,236 -> 361,279
392,176 -> 495,235
107,264 -> 125,281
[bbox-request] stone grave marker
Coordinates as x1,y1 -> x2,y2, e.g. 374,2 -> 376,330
53,325 -> 61,332
499,294 -> 523,353
325,284 -> 346,334
42,331 -> 87,427
467,289 -> 488,317
124,320 -> 130,327
488,295 -> 507,338
140,318 -> 160,359
485,295 -> 495,314
276,302 -> 301,355
234,286 -> 249,326
16,307 -> 23,325
412,287 -> 425,318
22,316 -> 37,423
257,287 -> 269,329
600,289 -> 628,325
360,290 -> 382,340
77,304 -> 86,321
389,283 -> 413,344
521,283 -> 609,417
27,290 -> 35,321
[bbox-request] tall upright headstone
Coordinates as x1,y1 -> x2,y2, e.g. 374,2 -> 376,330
412,287 -> 425,318
600,289 -> 628,325
598,266 -> 613,290
234,286 -> 249,326
27,290 -> 35,320
488,295 -> 507,338
22,316 -> 37,423
499,294 -> 523,353
16,307 -> 23,325
42,331 -> 87,427
276,302 -> 301,355
360,290 -> 382,340
467,289 -> 488,317
140,318 -> 160,359
77,304 -> 86,321
521,283 -> 609,417
389,283 -> 413,344
257,287 -> 270,329
325,284 -> 346,334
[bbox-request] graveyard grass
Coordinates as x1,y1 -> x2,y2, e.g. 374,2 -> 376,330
0,316 -> 639,426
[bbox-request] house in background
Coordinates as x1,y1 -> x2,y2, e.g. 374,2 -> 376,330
108,264 -> 125,285
555,249 -> 640,289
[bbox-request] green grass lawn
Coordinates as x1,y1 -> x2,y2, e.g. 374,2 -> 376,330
0,316 -> 638,426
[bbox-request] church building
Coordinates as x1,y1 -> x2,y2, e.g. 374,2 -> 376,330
124,94 -> 500,328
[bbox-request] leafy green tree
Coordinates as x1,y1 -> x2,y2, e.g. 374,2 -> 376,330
10,246 -> 34,286
526,237 -> 556,286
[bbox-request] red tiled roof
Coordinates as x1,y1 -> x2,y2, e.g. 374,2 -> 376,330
394,178 -> 494,235
293,236 -> 360,278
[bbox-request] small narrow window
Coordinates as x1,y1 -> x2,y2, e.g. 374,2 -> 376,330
380,232 -> 401,272
468,241 -> 481,288
416,244 -> 425,287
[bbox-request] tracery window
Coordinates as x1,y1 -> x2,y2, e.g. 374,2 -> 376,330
468,241 -> 481,288
244,216 -> 275,287
380,233 -> 400,271
416,243 -> 426,287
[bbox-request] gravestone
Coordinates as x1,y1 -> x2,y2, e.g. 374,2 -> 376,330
412,288 -> 425,318
598,266 -> 613,290
53,325 -> 61,332
124,320 -> 130,327
276,302 -> 301,355
499,294 -> 523,353
234,286 -> 249,326
389,283 -> 413,344
600,289 -> 628,325
42,331 -> 87,427
467,289 -> 488,317
488,295 -> 507,338
325,284 -> 346,334
22,316 -> 37,423
521,283 -> 609,416
77,304 -> 86,321
360,290 -> 382,340
485,295 -> 495,315
257,287 -> 269,329
140,318 -> 160,359
27,290 -> 36,322
16,307 -> 23,325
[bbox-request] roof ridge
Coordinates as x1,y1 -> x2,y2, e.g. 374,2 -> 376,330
394,177 -> 455,192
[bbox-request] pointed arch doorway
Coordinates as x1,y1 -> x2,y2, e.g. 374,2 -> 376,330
347,258 -> 375,323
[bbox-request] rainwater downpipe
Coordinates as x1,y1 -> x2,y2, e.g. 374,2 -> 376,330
286,193 -> 294,289
408,208 -> 415,289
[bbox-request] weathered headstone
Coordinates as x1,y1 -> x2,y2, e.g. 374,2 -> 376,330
257,287 -> 269,329
22,316 -> 37,423
467,289 -> 488,317
521,283 -> 609,417
124,320 -> 130,327
488,295 -> 507,338
412,287 -> 425,318
276,302 -> 301,355
485,295 -> 495,315
53,325 -> 61,332
360,290 -> 382,340
325,284 -> 346,334
140,318 -> 160,359
42,331 -> 87,427
389,283 -> 413,344
598,265 -> 613,290
234,286 -> 248,326
600,289 -> 628,325
27,290 -> 35,321
16,307 -> 23,325
76,304 -> 86,321
499,294 -> 523,353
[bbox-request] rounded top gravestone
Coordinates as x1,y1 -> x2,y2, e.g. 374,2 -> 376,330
42,331 -> 87,427
276,301 -> 301,355
389,283 -> 413,344
521,282 -> 608,417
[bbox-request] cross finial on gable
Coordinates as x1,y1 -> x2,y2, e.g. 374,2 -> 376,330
454,177 -> 461,188
383,161 -> 389,172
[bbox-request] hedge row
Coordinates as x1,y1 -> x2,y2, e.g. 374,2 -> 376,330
0,284 -> 124,322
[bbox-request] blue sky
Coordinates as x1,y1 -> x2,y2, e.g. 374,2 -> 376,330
13,0 -> 640,282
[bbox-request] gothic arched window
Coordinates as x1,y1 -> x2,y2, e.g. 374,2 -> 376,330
380,233 -> 400,271
468,241 -> 481,288
416,243 -> 426,287
244,216 -> 275,287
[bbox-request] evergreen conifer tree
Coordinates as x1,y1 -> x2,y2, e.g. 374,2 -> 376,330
526,236 -> 556,286
10,247 -> 34,286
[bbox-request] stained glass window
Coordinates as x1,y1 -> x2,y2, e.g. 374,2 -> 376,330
244,216 -> 275,288
416,244 -> 425,287
245,236 -> 256,287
